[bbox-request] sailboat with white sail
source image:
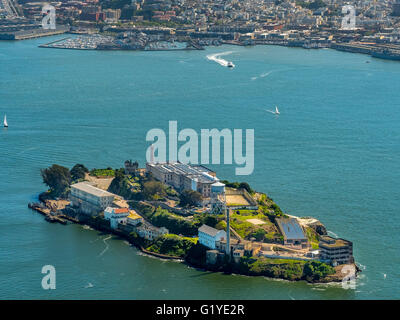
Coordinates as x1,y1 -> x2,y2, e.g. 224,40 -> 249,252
3,115 -> 8,128
266,106 -> 281,115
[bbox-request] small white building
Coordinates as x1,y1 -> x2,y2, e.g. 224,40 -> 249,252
198,224 -> 226,250
137,224 -> 168,241
126,210 -> 144,226
104,207 -> 130,229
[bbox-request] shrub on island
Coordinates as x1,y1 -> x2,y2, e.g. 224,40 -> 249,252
146,234 -> 197,258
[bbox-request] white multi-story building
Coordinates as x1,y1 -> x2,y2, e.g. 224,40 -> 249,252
105,207 -> 144,229
198,224 -> 226,250
319,236 -> 354,266
70,182 -> 115,216
137,224 -> 168,241
104,207 -> 130,229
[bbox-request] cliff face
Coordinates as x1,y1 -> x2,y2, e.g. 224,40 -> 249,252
309,221 -> 328,236
317,263 -> 360,283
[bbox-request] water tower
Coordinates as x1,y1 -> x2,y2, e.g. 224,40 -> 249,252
210,182 -> 226,214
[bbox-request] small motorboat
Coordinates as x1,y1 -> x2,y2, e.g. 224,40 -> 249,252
227,61 -> 235,68
3,115 -> 8,127
275,106 -> 280,115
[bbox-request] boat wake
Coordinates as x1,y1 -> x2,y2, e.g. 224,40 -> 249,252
206,51 -> 234,67
98,235 -> 112,257
252,71 -> 272,81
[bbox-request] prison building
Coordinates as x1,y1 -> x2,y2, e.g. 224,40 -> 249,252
146,162 -> 218,198
319,236 -> 354,266
70,182 -> 115,216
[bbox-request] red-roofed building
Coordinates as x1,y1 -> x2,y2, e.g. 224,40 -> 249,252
104,207 -> 130,229
114,208 -> 129,214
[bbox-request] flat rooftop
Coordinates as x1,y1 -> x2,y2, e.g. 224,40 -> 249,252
71,182 -> 115,198
320,236 -> 352,248
276,218 -> 307,241
148,162 -> 217,183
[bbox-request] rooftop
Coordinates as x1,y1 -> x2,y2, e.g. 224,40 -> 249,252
276,218 -> 307,241
148,162 -> 218,184
320,236 -> 352,248
71,182 -> 115,198
114,208 -> 129,214
127,210 -> 142,220
198,224 -> 222,237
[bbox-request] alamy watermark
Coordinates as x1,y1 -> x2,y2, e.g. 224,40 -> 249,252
341,264 -> 356,289
41,265 -> 56,290
145,121 -> 254,175
41,4 -> 56,30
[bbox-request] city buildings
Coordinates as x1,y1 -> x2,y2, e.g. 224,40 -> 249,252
393,0 -> 400,17
70,182 -> 115,215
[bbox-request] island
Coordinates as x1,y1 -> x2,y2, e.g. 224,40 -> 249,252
28,160 -> 360,284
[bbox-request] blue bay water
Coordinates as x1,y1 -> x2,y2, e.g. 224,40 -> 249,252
0,36 -> 399,299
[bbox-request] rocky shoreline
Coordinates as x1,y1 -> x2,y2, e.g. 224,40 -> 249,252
28,192 -> 360,285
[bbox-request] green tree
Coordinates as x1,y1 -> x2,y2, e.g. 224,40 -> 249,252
41,164 -> 71,196
303,261 -> 334,280
251,228 -> 267,241
303,262 -> 315,277
70,164 -> 89,181
179,190 -> 203,207
143,181 -> 166,200
203,215 -> 218,228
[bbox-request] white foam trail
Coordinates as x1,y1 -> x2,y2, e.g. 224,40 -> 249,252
265,109 -> 276,114
260,71 -> 272,78
358,263 -> 367,270
206,51 -> 233,67
252,71 -> 272,81
98,235 -> 112,257
84,282 -> 94,288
